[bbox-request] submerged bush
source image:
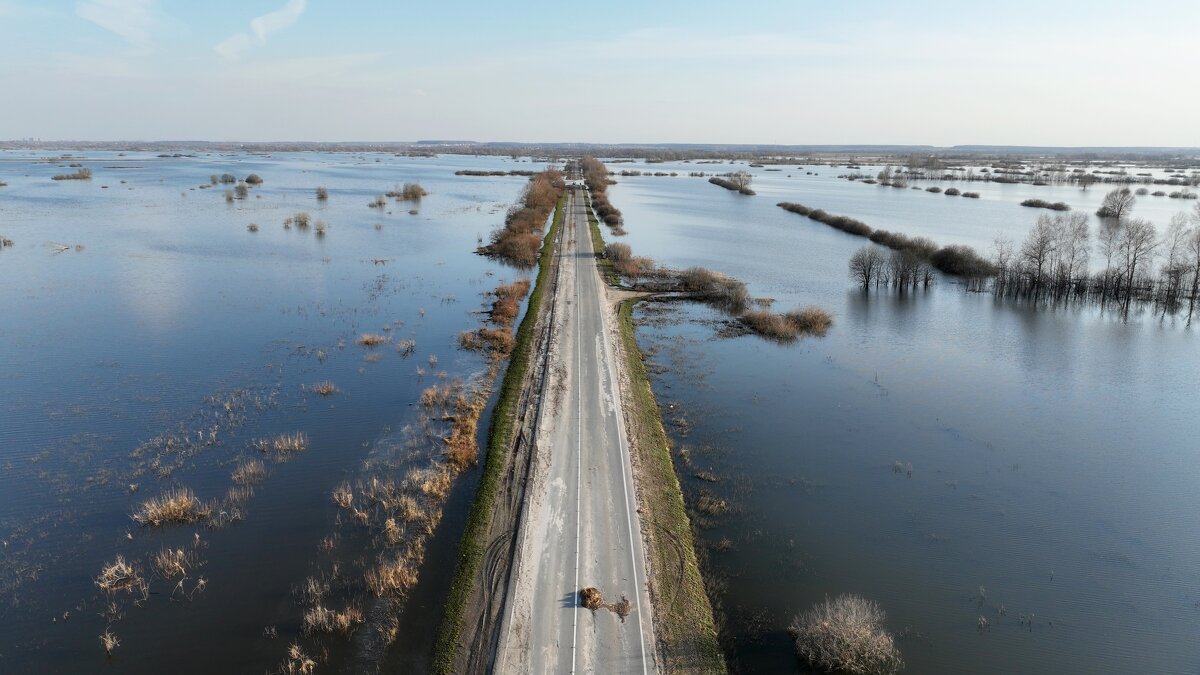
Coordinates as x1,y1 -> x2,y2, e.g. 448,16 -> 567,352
944,187 -> 961,196
790,594 -> 902,675
1020,199 -> 1070,211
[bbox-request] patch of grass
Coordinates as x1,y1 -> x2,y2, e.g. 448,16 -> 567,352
133,487 -> 211,526
387,182 -> 428,200
151,547 -> 191,580
433,192 -> 564,675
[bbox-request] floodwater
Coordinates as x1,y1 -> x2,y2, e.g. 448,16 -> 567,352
0,150 -> 541,673
607,161 -> 1200,673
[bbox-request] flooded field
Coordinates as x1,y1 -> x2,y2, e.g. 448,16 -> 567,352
607,161 -> 1200,673
0,150 -> 541,673
3,151 -> 1199,674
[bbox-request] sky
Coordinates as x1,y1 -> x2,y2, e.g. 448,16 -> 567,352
0,0 -> 1197,146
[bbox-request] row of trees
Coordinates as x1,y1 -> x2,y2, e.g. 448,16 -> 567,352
581,156 -> 623,230
994,189 -> 1200,318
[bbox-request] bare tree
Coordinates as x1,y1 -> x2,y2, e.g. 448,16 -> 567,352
1117,218 -> 1157,312
992,235 -> 1015,274
1096,187 -> 1136,220
1160,213 -> 1191,310
730,171 -> 753,191
1187,212 -> 1200,321
1051,212 -> 1090,288
848,246 -> 885,289
1019,214 -> 1058,293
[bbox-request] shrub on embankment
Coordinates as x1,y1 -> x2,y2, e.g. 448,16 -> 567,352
709,175 -> 756,195
479,171 -> 564,267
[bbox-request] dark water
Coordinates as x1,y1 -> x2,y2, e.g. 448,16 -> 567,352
607,163 -> 1200,674
0,151 -> 541,672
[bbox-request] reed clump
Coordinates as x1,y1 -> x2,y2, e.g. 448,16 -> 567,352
302,604 -> 364,635
310,381 -> 338,396
133,487 -> 211,526
231,458 -> 266,485
315,186 -> 328,201
358,333 -> 389,347
739,306 -> 833,340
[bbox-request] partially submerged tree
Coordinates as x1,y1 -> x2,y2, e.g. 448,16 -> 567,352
1096,187 -> 1136,220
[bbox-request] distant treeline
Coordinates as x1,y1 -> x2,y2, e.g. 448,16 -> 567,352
478,170 -> 564,267
708,173 -> 756,195
455,170 -> 536,177
847,163 -> 1200,189
776,202 -> 996,282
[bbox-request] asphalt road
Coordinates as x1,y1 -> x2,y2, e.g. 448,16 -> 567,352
495,188 -> 656,673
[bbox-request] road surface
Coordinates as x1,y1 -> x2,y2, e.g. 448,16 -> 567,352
495,188 -> 656,673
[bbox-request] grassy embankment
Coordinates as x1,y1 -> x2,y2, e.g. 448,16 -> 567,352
431,193 -> 565,675
586,198 -> 726,673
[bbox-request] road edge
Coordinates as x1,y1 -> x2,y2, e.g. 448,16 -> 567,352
587,194 -> 727,673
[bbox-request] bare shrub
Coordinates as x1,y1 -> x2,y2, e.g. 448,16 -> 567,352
315,186 -> 328,201
790,594 -> 902,675
387,182 -> 428,200
52,168 -> 92,180
605,242 -> 632,262
245,174 -> 263,185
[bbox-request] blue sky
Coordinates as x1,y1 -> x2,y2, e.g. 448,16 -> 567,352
0,0 -> 1196,145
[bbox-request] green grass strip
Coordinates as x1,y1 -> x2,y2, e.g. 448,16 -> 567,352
432,192 -> 565,675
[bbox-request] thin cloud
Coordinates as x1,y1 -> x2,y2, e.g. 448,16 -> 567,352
76,0 -> 157,49
215,0 -> 306,61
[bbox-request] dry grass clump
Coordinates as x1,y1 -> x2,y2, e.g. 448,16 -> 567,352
365,557 -> 419,597
785,307 -> 833,336
231,458 -> 266,485
740,306 -> 833,342
387,182 -> 428,200
315,186 -> 328,201
95,555 -> 143,594
369,194 -> 387,208
331,481 -> 354,509
270,432 -> 308,454
310,381 -> 338,396
491,279 -> 532,322
286,212 -> 311,230
283,642 -> 317,674
247,223 -> 259,232
151,547 -> 191,580
790,594 -> 902,675
0,236 -> 14,248
580,587 -> 604,610
302,604 -> 364,635
133,487 -> 211,526
358,333 -> 389,347
100,629 -> 120,656
394,339 -> 416,356
605,242 -> 632,262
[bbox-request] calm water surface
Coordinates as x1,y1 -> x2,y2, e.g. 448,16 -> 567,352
0,150 -> 542,673
607,163 -> 1200,674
